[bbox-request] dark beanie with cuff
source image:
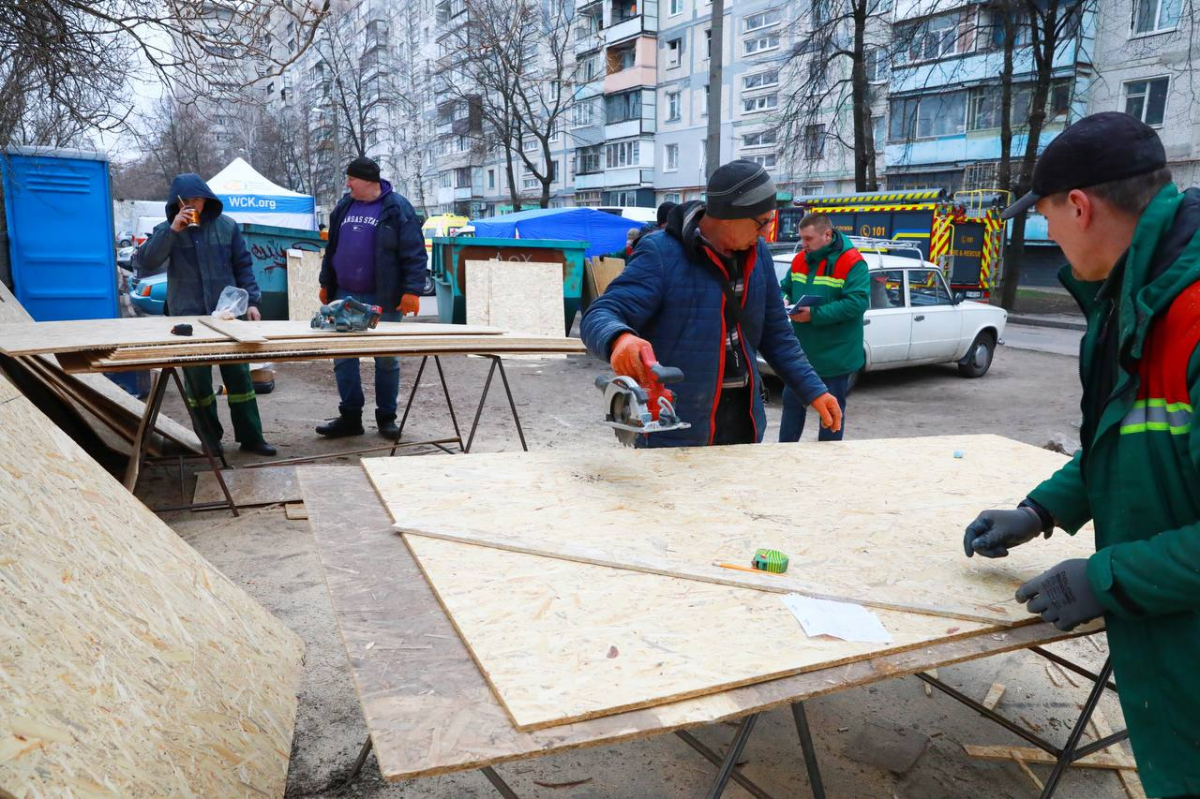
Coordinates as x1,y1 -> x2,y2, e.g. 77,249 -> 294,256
705,160 -> 777,220
347,156 -> 381,182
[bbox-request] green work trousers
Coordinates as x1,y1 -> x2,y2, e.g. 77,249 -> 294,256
181,364 -> 265,447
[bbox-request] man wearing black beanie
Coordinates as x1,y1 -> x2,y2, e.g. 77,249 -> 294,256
582,160 -> 841,446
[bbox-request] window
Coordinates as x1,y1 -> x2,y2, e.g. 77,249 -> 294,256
743,9 -> 781,31
667,38 -> 682,68
747,154 -> 777,168
523,138 -> 538,152
873,116 -> 885,150
605,90 -> 642,124
872,270 -> 906,309
742,129 -> 778,148
487,169 -> 496,190
742,93 -> 778,113
578,144 -> 603,174
896,13 -> 960,64
573,97 -> 598,127
669,0 -> 683,14
890,92 -> 967,140
967,81 -> 1072,131
984,8 -> 1032,48
454,167 -> 471,188
665,192 -> 682,204
609,42 -> 637,73
909,269 -> 953,306
1124,77 -> 1169,126
606,140 -> 640,168
439,172 -> 452,188
581,53 -> 603,81
804,124 -> 825,158
666,91 -> 681,121
1133,0 -> 1180,33
744,33 -> 780,55
550,161 -> 559,182
705,28 -> 712,58
742,70 -> 779,90
665,143 -> 679,170
864,48 -> 888,83
523,173 -> 540,190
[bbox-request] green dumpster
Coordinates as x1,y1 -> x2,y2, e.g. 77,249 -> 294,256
238,223 -> 326,320
430,236 -> 587,335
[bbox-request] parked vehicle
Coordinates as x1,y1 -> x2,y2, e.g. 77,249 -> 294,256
420,214 -> 469,296
128,272 -> 168,315
761,238 -> 1007,389
115,231 -> 134,248
116,246 -> 136,269
594,206 -> 657,225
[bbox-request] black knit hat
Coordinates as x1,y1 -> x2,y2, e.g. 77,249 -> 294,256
705,160 -> 777,220
347,156 -> 381,182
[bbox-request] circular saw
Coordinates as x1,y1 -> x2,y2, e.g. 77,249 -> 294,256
595,362 -> 690,446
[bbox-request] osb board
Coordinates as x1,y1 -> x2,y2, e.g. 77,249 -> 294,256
286,249 -> 324,322
363,435 -> 1096,625
193,466 -> 301,507
587,257 -> 625,298
198,317 -> 268,343
405,533 -> 997,731
0,282 -> 32,324
0,378 -> 305,797
0,318 -> 503,357
466,260 -> 563,338
299,465 -> 1099,781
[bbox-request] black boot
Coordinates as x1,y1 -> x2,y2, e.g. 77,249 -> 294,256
316,412 -> 364,438
376,410 -> 400,440
239,440 -> 277,457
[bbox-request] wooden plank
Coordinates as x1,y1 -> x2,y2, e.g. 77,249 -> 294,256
962,744 -> 1136,771
198,316 -> 269,344
362,436 -> 1097,625
299,466 -> 1101,782
0,318 -> 504,356
590,257 -> 625,297
981,681 -> 1006,710
193,466 -> 301,507
287,249 -> 324,322
284,502 -> 308,521
0,375 -> 304,796
466,260 -> 564,337
0,280 -> 33,323
404,532 -> 1006,731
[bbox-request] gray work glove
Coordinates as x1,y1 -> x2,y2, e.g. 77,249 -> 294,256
1015,559 -> 1105,631
963,506 -> 1050,558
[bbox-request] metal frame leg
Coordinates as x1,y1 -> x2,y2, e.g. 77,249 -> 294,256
341,737 -> 519,797
792,702 -> 827,799
166,368 -> 238,517
676,729 -> 776,799
480,766 -> 520,798
705,713 -> 759,799
391,355 -> 465,456
464,356 -> 528,454
346,736 -> 374,783
1039,657 -> 1115,798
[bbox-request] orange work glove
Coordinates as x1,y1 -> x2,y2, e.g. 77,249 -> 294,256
319,287 -> 329,304
810,393 -> 843,432
398,294 -> 420,316
610,332 -> 656,385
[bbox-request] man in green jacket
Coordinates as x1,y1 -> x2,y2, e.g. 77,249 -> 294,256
779,213 -> 868,441
963,112 -> 1200,798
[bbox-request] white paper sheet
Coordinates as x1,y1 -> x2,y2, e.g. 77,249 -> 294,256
781,593 -> 894,644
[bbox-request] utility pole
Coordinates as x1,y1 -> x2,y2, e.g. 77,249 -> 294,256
704,0 -> 724,181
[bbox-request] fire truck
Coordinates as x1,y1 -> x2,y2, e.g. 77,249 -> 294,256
772,189 -> 1007,299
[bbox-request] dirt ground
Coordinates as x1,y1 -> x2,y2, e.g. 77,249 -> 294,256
138,337 -> 1132,799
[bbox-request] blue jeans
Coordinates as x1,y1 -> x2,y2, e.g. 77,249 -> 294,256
779,373 -> 850,442
332,290 -> 401,415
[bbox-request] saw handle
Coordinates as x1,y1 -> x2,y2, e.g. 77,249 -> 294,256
649,364 -> 683,384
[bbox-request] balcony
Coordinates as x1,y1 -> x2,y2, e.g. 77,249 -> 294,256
572,172 -> 606,190
603,167 -> 653,188
604,36 -> 656,94
605,16 -> 651,45
604,119 -> 653,139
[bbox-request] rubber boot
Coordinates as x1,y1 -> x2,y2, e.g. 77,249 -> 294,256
316,412 -> 364,438
376,410 -> 401,440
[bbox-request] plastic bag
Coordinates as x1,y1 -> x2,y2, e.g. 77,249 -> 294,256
212,286 -> 249,320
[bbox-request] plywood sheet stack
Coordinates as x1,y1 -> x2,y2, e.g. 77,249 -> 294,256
0,316 -> 585,373
286,249 -> 324,322
0,283 -> 201,454
0,373 -> 305,795
360,436 -> 1097,733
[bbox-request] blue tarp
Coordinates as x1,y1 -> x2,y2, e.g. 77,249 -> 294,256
470,207 -> 643,258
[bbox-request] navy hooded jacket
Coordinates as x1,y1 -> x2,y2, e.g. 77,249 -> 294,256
581,202 -> 828,447
319,180 -> 426,311
137,173 -> 260,316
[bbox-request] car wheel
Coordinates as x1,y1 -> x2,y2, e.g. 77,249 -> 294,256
958,331 -> 996,378
422,273 -> 436,297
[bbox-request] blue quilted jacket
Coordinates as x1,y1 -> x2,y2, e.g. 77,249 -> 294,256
581,206 -> 827,447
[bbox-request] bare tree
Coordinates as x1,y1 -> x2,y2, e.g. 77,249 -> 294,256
778,0 -> 892,192
0,0 -> 329,152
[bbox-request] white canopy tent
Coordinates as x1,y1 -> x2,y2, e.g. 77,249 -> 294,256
207,158 -> 316,231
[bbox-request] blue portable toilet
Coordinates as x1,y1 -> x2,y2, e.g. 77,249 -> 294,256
1,148 -> 119,321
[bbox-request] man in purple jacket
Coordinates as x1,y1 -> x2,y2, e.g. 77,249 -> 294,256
316,157 -> 427,439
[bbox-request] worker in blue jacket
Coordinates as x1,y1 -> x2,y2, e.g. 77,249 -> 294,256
582,160 -> 841,447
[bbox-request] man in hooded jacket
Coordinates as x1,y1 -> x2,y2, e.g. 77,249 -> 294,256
138,173 -> 276,457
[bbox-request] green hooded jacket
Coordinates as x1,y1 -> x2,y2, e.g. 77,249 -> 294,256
779,230 -> 869,378
1026,184 -> 1200,797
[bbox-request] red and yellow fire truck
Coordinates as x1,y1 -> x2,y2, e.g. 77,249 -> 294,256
772,188 -> 1007,299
